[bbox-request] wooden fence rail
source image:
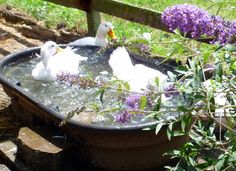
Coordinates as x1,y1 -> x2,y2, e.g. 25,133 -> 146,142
45,0 -> 170,36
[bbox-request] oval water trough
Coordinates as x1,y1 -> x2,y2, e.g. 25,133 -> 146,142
0,46 -> 188,170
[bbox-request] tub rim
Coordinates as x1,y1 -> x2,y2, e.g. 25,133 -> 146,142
0,45 -> 174,132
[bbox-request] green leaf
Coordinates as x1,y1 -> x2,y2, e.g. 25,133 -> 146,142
155,123 -> 164,135
215,62 -> 223,81
215,158 -> 225,171
153,96 -> 161,111
177,106 -> 189,112
154,77 -> 160,86
139,96 -> 147,110
123,81 -> 130,90
225,44 -> 236,52
173,28 -> 182,36
229,152 -> 236,162
188,156 -> 195,166
167,44 -> 182,57
167,71 -> 176,81
99,88 -> 105,104
203,51 -> 211,63
195,162 -> 212,169
167,128 -> 172,140
173,130 -> 184,137
181,119 -> 186,132
231,61 -> 236,71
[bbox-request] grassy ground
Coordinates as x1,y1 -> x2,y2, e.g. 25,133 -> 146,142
0,0 -> 235,60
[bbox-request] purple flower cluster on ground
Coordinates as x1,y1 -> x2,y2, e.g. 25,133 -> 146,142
161,4 -> 236,45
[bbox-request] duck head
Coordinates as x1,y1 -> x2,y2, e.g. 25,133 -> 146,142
40,41 -> 62,67
95,22 -> 117,46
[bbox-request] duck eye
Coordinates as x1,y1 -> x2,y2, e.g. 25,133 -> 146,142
104,24 -> 108,27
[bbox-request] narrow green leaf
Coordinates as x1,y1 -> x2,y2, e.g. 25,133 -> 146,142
181,119 -> 186,132
229,152 -> 236,162
154,77 -> 160,87
155,123 -> 164,135
139,96 -> 147,110
215,158 -> 225,171
167,127 -> 172,140
153,96 -> 161,111
99,88 -> 105,104
203,51 -> 211,63
195,162 -> 212,169
123,81 -> 130,90
167,71 -> 176,81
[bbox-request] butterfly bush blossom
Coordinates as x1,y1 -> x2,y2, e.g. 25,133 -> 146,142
115,94 -> 151,123
162,4 -> 236,45
164,84 -> 179,98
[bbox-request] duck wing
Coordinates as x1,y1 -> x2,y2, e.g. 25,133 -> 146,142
68,37 -> 96,46
109,46 -> 135,81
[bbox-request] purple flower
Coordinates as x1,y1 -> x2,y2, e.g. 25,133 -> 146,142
162,4 -> 212,38
161,4 -> 236,45
136,43 -> 151,53
164,84 -> 179,98
56,72 -> 80,85
114,110 -> 132,123
125,94 -> 142,109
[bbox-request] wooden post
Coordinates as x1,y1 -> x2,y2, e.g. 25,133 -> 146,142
86,11 -> 101,36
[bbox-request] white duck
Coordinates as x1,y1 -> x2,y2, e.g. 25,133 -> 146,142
32,41 -> 87,81
109,46 -> 168,92
68,22 -> 117,47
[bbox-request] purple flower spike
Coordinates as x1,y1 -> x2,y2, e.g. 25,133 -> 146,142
162,4 -> 236,45
164,84 -> 179,98
125,94 -> 142,110
162,4 -> 212,38
115,110 -> 132,123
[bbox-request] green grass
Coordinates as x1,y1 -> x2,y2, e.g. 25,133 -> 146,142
0,0 -> 87,29
0,0 -> 235,60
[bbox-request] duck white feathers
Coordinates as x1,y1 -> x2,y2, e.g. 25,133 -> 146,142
109,46 -> 168,92
68,22 -> 117,47
32,41 -> 87,81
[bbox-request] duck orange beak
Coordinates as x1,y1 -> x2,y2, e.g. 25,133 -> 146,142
107,29 -> 117,40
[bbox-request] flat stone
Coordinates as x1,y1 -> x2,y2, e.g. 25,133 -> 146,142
0,140 -> 31,171
0,164 -> 11,171
0,140 -> 17,166
17,126 -> 78,171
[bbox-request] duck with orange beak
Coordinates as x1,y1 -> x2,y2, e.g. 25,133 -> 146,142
69,22 -> 117,47
32,41 -> 87,81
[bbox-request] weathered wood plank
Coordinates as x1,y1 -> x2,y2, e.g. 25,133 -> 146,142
91,0 -> 170,32
45,0 -> 170,33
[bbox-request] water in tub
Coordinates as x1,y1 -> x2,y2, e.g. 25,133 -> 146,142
2,47 -> 183,127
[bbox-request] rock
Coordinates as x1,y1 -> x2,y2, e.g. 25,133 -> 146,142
0,141 -> 17,167
17,126 -> 78,171
0,164 -> 11,171
0,140 -> 30,171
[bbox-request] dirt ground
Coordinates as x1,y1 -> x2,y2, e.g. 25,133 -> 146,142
0,6 -> 82,142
